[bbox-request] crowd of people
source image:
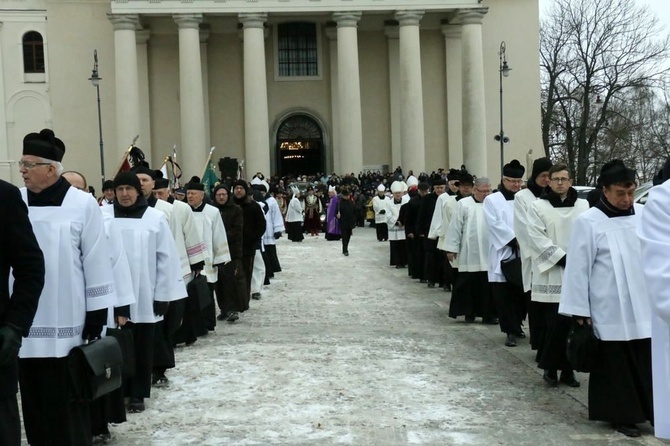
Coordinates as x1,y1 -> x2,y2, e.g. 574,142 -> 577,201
1,127 -> 668,445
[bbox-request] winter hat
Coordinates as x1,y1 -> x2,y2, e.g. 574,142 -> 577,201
102,180 -> 115,191
113,171 -> 142,194
132,165 -> 156,179
600,159 -> 635,186
153,170 -> 169,189
457,170 -> 474,186
23,129 -> 65,162
418,182 -> 430,191
232,179 -> 249,193
432,177 -> 447,186
503,159 -> 525,178
186,175 -> 204,191
446,168 -> 460,181
530,157 -> 553,180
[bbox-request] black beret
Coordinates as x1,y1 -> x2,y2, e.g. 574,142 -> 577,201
23,129 -> 65,162
432,177 -> 447,186
531,157 -> 553,180
458,171 -> 474,185
446,168 -> 460,181
102,180 -> 115,191
113,171 -> 142,194
132,165 -> 156,179
418,182 -> 430,191
600,159 -> 636,186
503,159 -> 525,178
186,181 -> 204,191
154,178 -> 169,189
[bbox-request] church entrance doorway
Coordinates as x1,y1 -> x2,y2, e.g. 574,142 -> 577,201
276,114 -> 324,177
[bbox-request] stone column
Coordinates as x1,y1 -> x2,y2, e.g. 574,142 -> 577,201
333,12 -> 363,175
108,14 -> 141,158
174,13 -> 208,180
136,29 -> 153,166
396,10 -> 426,174
384,21 -> 401,171
325,23 -> 340,174
200,25 -> 211,150
442,21 -> 463,170
459,8 -> 488,178
239,13 -> 271,177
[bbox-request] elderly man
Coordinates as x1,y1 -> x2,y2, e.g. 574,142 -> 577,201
0,179 -> 44,445
526,164 -> 588,387
638,163 -> 670,439
445,177 -> 494,323
560,160 -> 652,438
484,159 -> 526,347
233,180 -> 266,303
99,179 -> 115,206
17,129 -> 115,445
101,172 -> 179,414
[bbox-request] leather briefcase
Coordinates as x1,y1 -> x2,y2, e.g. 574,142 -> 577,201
105,327 -> 136,378
188,274 -> 212,310
500,256 -> 523,290
68,336 -> 123,401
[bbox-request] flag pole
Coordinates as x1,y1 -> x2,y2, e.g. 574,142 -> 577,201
200,146 -> 216,179
112,135 -> 139,177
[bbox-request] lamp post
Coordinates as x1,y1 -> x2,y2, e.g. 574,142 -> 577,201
88,49 -> 105,182
494,41 -> 511,178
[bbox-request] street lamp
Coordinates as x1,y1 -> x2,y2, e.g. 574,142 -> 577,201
494,41 -> 511,178
88,49 -> 105,182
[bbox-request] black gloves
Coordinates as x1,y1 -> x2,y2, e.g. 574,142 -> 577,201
153,301 -> 169,317
274,232 -> 282,239
0,325 -> 22,365
379,209 -> 386,215
506,238 -> 518,249
82,308 -> 107,342
557,255 -> 567,267
82,324 -> 103,342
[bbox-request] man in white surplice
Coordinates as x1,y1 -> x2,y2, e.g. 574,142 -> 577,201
372,184 -> 389,241
387,181 -> 410,267
101,171 -> 182,414
525,164 -> 587,388
559,160 -> 652,438
445,176 -> 495,323
483,159 -> 526,348
17,129 -> 116,445
637,162 -> 670,440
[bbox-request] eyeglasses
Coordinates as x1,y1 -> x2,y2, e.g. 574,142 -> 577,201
19,160 -> 52,169
503,178 -> 523,185
550,177 -> 571,183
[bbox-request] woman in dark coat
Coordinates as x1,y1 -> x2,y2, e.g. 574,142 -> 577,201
337,187 -> 356,256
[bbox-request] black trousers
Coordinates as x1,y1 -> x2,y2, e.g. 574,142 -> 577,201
19,357 -> 92,446
536,302 -> 572,371
389,240 -> 407,266
341,228 -> 352,253
203,283 -> 217,330
242,254 -> 255,304
443,253 -> 457,288
491,282 -> 527,335
375,223 -> 388,241
153,298 -> 185,372
0,396 -> 20,446
216,259 -> 248,314
264,244 -> 281,273
123,322 -> 156,400
422,238 -> 441,283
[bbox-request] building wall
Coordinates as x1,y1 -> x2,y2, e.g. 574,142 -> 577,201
0,0 -> 542,187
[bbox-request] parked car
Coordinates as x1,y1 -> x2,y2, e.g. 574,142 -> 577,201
634,181 -> 653,205
573,186 -> 595,200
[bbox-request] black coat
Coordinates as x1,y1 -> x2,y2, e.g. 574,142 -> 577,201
0,180 -> 45,396
403,194 -> 424,236
236,198 -> 266,257
416,192 -> 438,236
336,195 -> 356,231
218,202 -> 244,260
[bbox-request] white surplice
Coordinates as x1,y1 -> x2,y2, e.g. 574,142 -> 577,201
637,182 -> 670,439
373,195 -> 389,224
286,196 -> 304,223
559,205 -> 651,341
152,199 -> 190,299
386,195 -> 409,241
263,196 -> 286,246
102,205 -> 180,324
191,203 -> 231,283
445,196 -> 489,272
430,193 -> 458,251
169,200 -> 207,280
483,191 -> 516,283
101,209 -> 135,327
514,188 -> 538,292
18,187 -> 116,358
526,197 -> 589,303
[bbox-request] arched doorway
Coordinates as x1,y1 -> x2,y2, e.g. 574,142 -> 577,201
276,114 -> 324,176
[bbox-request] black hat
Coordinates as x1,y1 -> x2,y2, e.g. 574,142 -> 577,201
432,177 -> 447,186
446,168 -> 460,181
102,180 -> 115,191
251,183 -> 268,193
113,171 -> 142,194
418,182 -> 430,191
232,179 -> 249,193
652,158 -> 670,186
186,176 -> 204,191
600,159 -> 636,186
154,178 -> 169,189
458,170 -> 474,186
213,182 -> 231,195
531,157 -> 553,180
503,159 -> 525,178
132,165 -> 156,179
23,129 -> 65,162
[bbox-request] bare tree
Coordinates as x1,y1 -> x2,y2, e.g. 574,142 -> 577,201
540,0 -> 669,184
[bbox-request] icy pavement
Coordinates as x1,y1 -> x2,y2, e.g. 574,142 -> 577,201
85,228 -> 667,444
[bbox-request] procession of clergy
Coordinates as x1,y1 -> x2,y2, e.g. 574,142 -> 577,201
1,127 -> 669,445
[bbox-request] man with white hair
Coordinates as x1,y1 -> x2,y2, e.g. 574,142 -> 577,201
17,129 -> 116,444
372,184 -> 389,241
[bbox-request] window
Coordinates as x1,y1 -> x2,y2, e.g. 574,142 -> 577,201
23,31 -> 45,74
277,22 -> 318,77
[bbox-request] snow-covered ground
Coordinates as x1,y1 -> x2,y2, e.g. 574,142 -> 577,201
34,226 -> 664,445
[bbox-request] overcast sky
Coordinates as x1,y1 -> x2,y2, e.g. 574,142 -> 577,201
539,0 -> 670,34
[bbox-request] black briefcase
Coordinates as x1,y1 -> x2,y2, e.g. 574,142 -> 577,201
105,327 -> 136,378
188,274 -> 211,310
68,336 -> 123,401
566,321 -> 600,373
500,256 -> 523,290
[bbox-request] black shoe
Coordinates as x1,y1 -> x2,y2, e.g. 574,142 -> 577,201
251,293 -> 261,300
185,338 -> 197,347
93,433 -> 112,445
464,316 -> 476,323
217,313 -> 227,321
516,329 -> 526,339
152,374 -> 169,388
127,397 -> 145,413
505,333 -> 517,347
427,282 -> 436,288
543,369 -> 558,387
559,370 -> 580,387
343,251 -> 349,256
443,284 -> 452,292
226,311 -> 240,322
613,424 -> 640,438
482,318 -> 499,325
419,279 -> 427,283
